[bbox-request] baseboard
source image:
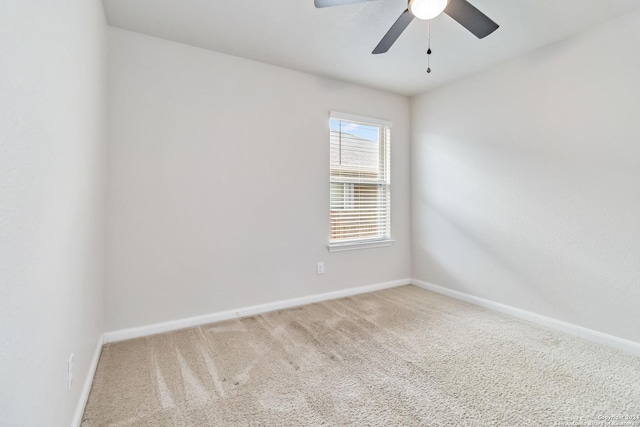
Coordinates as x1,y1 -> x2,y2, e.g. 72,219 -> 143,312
71,334 -> 103,427
411,279 -> 640,357
73,276 -> 639,423
103,278 -> 411,344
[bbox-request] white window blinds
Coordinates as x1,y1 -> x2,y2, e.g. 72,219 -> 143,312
329,112 -> 391,247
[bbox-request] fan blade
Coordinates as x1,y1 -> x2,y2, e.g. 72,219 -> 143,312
314,0 -> 377,8
372,9 -> 414,54
444,0 -> 499,39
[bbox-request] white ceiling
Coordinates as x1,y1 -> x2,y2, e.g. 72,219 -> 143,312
103,0 -> 640,96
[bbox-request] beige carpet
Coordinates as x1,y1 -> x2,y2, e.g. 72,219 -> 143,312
82,285 -> 640,426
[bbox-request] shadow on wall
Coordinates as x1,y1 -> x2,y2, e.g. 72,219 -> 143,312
412,132 -> 635,326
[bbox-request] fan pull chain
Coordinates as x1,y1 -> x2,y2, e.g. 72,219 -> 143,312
426,19 -> 432,73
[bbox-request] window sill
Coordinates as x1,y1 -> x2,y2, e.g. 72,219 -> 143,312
327,239 -> 394,252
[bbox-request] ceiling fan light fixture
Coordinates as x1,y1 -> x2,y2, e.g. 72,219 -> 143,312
408,0 -> 449,20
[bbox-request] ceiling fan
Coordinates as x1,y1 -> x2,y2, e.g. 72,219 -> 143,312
314,0 -> 499,54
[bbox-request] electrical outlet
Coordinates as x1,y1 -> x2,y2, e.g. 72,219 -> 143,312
317,262 -> 325,275
68,353 -> 74,391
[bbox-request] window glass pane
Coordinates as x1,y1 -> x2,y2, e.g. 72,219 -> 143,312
329,116 -> 390,245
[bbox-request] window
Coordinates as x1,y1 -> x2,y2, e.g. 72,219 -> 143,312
329,112 -> 391,251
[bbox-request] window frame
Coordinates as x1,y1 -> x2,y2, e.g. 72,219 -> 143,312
327,111 -> 393,252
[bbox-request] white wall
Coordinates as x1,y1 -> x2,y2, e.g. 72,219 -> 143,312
106,28 -> 411,332
0,1 -> 107,426
412,10 -> 640,343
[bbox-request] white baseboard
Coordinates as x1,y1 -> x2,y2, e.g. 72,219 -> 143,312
76,276 -> 639,422
411,279 -> 640,357
72,334 -> 103,427
103,278 -> 411,344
